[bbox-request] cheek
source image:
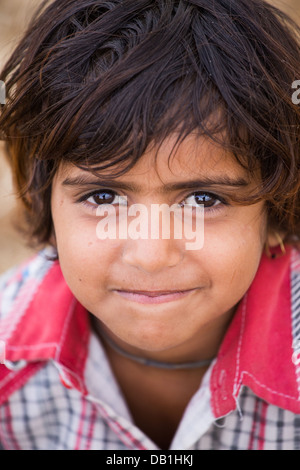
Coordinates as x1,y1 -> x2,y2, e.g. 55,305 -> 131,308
202,212 -> 266,297
51,202 -> 119,289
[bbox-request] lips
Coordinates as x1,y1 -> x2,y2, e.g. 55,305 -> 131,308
117,289 -> 193,297
113,288 -> 197,304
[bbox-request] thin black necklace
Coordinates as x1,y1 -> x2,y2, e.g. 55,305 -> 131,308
98,327 -> 215,370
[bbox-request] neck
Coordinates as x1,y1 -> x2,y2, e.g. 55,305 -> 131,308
93,320 -> 216,370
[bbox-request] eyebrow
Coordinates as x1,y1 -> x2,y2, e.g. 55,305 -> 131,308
61,174 -> 249,193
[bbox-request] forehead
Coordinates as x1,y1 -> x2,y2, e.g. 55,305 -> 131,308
56,134 -> 253,192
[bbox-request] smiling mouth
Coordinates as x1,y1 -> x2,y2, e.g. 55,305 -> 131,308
113,288 -> 198,304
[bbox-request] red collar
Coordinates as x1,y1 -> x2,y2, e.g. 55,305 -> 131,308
1,246 -> 299,415
0,262 -> 90,396
211,245 -> 300,417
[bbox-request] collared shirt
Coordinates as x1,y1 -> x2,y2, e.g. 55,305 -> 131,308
0,245 -> 300,450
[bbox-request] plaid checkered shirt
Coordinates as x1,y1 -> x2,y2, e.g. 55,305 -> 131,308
0,245 -> 300,450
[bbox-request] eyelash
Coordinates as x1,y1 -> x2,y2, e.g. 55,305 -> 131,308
76,189 -> 229,214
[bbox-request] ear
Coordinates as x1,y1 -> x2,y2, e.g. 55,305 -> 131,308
266,231 -> 286,248
265,230 -> 286,259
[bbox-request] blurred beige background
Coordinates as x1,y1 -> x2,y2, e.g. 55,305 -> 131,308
0,0 -> 42,274
0,0 -> 300,274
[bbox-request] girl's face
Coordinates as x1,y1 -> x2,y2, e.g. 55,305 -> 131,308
51,134 -> 268,361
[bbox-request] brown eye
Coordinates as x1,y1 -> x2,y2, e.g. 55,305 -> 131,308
79,190 -> 128,208
89,191 -> 116,205
183,192 -> 223,208
193,192 -> 218,207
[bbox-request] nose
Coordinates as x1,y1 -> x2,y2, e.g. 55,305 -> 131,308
122,237 -> 184,274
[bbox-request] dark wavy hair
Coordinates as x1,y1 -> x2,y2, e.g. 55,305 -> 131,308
0,0 -> 300,248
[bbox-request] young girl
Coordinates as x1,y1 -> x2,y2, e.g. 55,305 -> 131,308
0,0 -> 300,450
